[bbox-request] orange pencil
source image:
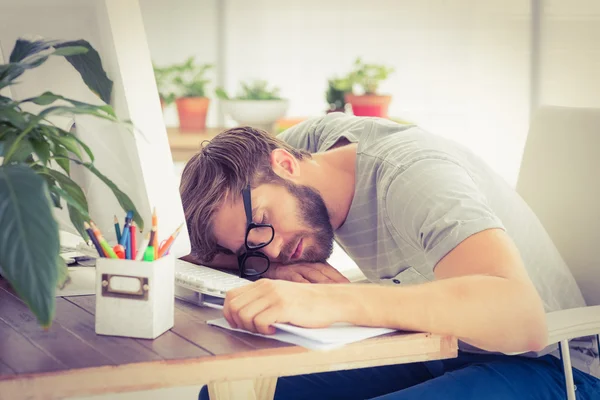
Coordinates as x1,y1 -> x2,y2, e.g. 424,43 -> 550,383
157,223 -> 184,258
152,207 -> 158,259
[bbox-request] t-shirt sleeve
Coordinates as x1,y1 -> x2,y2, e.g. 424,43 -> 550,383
385,158 -> 505,269
278,112 -> 365,153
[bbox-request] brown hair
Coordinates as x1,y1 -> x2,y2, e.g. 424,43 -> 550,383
179,126 -> 311,262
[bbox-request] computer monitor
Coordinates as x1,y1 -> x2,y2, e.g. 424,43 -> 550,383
0,0 -> 191,258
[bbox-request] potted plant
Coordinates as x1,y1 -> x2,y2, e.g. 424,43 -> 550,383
170,57 -> 212,132
325,76 -> 352,113
152,62 -> 176,110
344,57 -> 394,118
0,38 -> 143,327
216,80 -> 288,133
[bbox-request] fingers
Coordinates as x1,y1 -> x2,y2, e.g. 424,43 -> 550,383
254,306 -> 279,335
224,281 -> 264,328
236,296 -> 272,333
316,263 -> 351,283
224,280 -> 282,334
302,267 -> 336,283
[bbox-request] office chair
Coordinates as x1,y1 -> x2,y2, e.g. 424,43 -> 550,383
516,105 -> 600,400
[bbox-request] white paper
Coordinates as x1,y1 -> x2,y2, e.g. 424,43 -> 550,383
207,317 -> 395,351
56,267 -> 96,297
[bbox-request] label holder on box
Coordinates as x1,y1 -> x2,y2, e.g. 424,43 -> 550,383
101,273 -> 149,301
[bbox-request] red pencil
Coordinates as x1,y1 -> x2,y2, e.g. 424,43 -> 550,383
130,222 -> 137,260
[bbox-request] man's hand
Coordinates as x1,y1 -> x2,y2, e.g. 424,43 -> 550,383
262,262 -> 350,283
224,279 -> 350,334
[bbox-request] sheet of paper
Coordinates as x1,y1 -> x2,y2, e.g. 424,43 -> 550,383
207,317 -> 395,351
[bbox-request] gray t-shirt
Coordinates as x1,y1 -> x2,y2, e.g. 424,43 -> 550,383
279,112 -> 586,314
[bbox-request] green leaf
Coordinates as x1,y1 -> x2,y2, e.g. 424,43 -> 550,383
49,189 -> 62,209
52,46 -> 88,57
6,38 -> 113,105
67,204 -> 90,242
85,163 -> 144,231
55,157 -> 144,231
70,133 -> 94,162
1,132 -> 34,163
55,40 -> 113,104
30,135 -> 51,165
41,128 -> 82,160
22,91 -> 116,118
0,108 -> 27,130
53,144 -> 70,174
0,165 -> 59,327
48,184 -> 89,219
35,167 -> 88,213
9,38 -> 56,63
56,255 -> 70,290
39,105 -> 117,122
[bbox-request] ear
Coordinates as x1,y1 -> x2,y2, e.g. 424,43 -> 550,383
270,149 -> 300,180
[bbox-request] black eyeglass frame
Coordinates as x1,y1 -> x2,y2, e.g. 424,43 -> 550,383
237,185 -> 275,278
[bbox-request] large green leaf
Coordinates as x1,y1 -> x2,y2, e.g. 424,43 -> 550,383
55,40 -> 113,104
0,165 -> 59,327
6,38 -> 113,105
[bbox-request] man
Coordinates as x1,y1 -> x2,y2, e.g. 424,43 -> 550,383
181,113 -> 599,399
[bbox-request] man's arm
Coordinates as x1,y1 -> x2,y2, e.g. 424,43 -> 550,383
343,159 -> 547,353
180,253 -> 349,283
338,228 -> 547,354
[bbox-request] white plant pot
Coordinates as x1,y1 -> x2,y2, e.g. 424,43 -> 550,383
221,99 -> 289,133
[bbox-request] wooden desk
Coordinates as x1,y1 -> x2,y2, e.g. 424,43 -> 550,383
0,280 -> 457,400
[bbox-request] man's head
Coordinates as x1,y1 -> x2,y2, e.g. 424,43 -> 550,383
180,126 -> 334,265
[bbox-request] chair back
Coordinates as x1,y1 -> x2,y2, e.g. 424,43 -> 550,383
517,106 -> 600,306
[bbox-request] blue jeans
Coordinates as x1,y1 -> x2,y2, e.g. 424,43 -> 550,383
199,352 -> 600,399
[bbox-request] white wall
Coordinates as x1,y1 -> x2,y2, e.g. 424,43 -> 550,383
141,0 -> 531,185
139,0 -> 219,127
539,0 -> 600,107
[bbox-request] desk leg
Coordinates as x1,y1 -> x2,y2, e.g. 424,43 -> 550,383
208,377 -> 277,400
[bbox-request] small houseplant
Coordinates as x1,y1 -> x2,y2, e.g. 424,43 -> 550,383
0,38 -> 143,327
216,80 -> 288,133
325,76 -> 353,113
168,57 -> 213,132
152,62 -> 177,110
344,57 -> 394,118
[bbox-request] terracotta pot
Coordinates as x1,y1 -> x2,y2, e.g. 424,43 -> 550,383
345,94 -> 392,118
176,97 -> 210,132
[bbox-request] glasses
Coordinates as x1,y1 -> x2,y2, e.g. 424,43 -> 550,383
237,185 -> 275,278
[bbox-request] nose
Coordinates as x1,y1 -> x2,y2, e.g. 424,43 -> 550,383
260,237 -> 283,260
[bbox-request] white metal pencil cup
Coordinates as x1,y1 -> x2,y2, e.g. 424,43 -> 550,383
95,255 -> 174,339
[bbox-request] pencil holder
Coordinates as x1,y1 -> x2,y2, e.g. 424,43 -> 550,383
95,255 -> 174,339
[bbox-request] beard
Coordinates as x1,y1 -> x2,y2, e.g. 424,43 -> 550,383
279,181 -> 335,263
